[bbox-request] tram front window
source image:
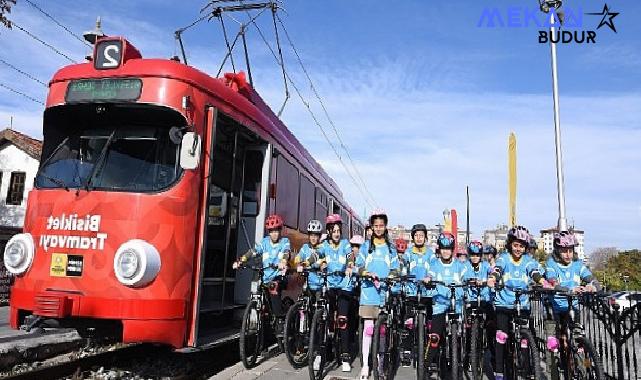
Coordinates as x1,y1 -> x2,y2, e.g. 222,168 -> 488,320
36,104 -> 185,192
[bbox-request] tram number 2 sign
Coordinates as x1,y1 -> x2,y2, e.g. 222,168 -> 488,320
95,40 -> 123,70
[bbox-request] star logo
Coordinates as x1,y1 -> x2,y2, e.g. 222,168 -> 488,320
586,3 -> 620,33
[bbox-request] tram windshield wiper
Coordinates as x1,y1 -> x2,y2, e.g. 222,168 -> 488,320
83,128 -> 117,192
35,137 -> 72,191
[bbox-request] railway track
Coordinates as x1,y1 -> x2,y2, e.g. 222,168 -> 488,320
1,338 -> 241,380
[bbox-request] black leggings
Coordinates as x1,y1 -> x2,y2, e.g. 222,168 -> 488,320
328,289 -> 354,357
269,277 -> 288,317
429,313 -> 447,365
494,308 -> 532,375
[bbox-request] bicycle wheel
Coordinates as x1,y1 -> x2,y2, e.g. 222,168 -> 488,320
372,313 -> 397,380
449,320 -> 461,380
240,299 -> 264,368
517,329 -> 543,380
284,301 -> 309,368
417,313 -> 426,380
308,309 -> 327,380
469,318 -> 484,380
572,336 -> 605,380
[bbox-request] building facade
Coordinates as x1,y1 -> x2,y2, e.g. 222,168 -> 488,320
540,227 -> 585,260
483,224 -> 510,252
0,128 -> 41,305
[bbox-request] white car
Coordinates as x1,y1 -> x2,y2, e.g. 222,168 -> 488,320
609,291 -> 641,310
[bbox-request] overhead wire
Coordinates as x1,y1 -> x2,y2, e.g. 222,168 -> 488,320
275,13 -> 378,208
10,21 -> 77,63
23,0 -> 92,48
0,58 -> 47,86
241,8 -> 374,209
0,82 -> 44,105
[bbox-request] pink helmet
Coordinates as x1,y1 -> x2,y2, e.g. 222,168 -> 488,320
350,235 -> 365,246
325,214 -> 342,224
554,230 -> 577,249
369,208 -> 388,224
507,225 -> 531,245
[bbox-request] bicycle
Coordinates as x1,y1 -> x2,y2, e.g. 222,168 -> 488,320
424,280 -> 467,380
307,269 -> 352,380
495,285 -> 543,380
283,266 -> 317,368
539,288 -> 605,380
465,280 -> 491,380
398,280 -> 432,380
371,274 -> 416,380
237,263 -> 288,369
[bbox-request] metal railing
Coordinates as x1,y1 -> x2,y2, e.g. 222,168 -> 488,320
531,292 -> 641,380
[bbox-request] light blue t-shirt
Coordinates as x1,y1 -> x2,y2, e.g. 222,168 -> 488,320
319,239 -> 354,291
544,257 -> 593,312
463,260 -> 493,302
296,243 -> 323,290
493,253 -> 541,310
402,245 -> 434,297
355,240 -> 399,306
253,236 -> 290,282
428,258 -> 468,315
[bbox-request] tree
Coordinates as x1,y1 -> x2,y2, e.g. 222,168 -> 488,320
592,250 -> 641,291
588,247 -> 618,271
0,0 -> 16,29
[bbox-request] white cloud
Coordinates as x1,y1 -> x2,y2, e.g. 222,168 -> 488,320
1,2 -> 639,254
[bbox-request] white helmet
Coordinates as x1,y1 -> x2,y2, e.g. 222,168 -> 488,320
307,219 -> 323,234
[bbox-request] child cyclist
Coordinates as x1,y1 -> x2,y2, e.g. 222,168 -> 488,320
355,208 -> 399,380
424,232 -> 468,373
487,225 -> 546,380
463,240 -> 493,306
233,214 -> 291,336
318,214 -> 357,372
482,244 -> 498,267
398,223 -> 434,367
295,219 -> 324,295
543,230 -> 600,352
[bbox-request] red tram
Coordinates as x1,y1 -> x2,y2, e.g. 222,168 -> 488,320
3,37 -> 363,348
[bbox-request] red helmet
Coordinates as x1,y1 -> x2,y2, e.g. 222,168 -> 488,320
395,238 -> 408,252
265,214 -> 284,230
325,214 -> 342,224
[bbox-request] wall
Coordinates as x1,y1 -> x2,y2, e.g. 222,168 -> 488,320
0,144 -> 39,228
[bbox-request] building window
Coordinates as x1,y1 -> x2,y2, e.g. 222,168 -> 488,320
6,172 -> 26,205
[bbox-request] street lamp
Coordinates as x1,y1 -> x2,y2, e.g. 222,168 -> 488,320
538,0 -> 568,232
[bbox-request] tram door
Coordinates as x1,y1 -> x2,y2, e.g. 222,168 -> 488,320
198,113 -> 266,315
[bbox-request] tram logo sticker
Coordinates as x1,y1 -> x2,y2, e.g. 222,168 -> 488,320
40,214 -> 108,252
50,254 -> 84,277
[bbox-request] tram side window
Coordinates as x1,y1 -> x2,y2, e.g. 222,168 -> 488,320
341,209 -> 350,238
298,175 -> 314,231
242,150 -> 263,217
314,187 -> 328,222
275,155 -> 299,228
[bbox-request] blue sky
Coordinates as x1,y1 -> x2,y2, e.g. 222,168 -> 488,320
0,0 -> 640,253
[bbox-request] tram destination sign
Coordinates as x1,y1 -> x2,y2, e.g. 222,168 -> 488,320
65,78 -> 142,102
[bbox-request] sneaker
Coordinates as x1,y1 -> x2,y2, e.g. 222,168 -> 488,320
313,355 -> 322,371
494,372 -> 504,380
275,319 -> 285,338
360,366 -> 369,380
342,361 -> 352,372
401,351 -> 412,367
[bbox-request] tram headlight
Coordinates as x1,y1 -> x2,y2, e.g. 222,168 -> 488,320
3,233 -> 35,275
113,240 -> 161,287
